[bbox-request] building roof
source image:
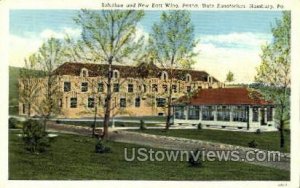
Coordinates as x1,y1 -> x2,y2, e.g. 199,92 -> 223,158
53,62 -> 219,82
174,88 -> 273,106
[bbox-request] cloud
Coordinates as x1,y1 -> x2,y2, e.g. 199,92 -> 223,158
193,32 -> 273,84
9,27 -> 81,67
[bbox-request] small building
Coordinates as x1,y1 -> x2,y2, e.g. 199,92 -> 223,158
172,88 -> 276,131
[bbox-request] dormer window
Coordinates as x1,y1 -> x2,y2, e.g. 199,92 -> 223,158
186,74 -> 192,82
161,71 -> 168,81
113,70 -> 120,79
81,68 -> 89,77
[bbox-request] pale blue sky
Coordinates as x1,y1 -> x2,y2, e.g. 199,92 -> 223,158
9,10 -> 284,83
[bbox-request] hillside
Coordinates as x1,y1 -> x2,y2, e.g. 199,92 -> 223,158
9,66 -> 20,115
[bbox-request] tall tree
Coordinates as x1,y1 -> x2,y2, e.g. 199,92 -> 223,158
255,11 -> 290,148
225,71 -> 234,83
149,10 -> 198,130
36,37 -> 65,131
19,54 -> 41,117
75,10 -> 145,139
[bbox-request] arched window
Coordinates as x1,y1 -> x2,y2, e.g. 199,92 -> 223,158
161,71 -> 168,81
113,70 -> 120,79
186,74 -> 192,82
81,68 -> 89,77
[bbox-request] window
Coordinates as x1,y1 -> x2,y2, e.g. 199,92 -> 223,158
81,82 -> 88,92
186,74 -> 192,82
188,106 -> 200,120
143,84 -> 147,93
113,83 -> 119,92
98,83 -> 104,92
252,107 -> 259,122
22,103 -> 26,114
113,70 -> 120,79
70,98 -> 77,108
120,98 -> 126,108
174,106 -> 185,119
202,106 -> 214,121
198,86 -> 202,90
162,84 -> 168,92
156,98 -> 166,107
172,85 -> 177,93
128,84 -> 134,92
217,106 -> 230,121
64,82 -> 71,92
152,84 -> 158,92
59,99 -> 62,108
161,71 -> 168,80
232,106 -> 248,122
135,97 -> 141,107
267,107 -> 273,121
186,86 -> 191,93
81,68 -> 88,77
88,97 -> 95,108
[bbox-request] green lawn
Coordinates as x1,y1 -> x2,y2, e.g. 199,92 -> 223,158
131,129 -> 290,153
9,130 -> 289,180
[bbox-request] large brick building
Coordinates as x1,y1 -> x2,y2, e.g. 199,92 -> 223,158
19,62 -> 223,118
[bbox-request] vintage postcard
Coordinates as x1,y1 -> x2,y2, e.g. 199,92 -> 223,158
0,0 -> 299,187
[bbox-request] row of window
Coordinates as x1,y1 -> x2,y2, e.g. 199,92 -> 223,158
174,106 -> 273,122
64,82 -> 201,93
66,97 -> 167,109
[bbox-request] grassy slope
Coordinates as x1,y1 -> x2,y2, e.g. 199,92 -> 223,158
9,66 -> 20,115
132,129 -> 290,153
9,130 -> 289,180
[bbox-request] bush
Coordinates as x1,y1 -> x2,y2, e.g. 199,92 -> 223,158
140,120 -> 147,130
255,129 -> 261,134
95,140 -> 111,153
9,117 -> 18,129
197,123 -> 202,130
22,119 -> 50,154
248,140 -> 258,148
188,150 -> 203,168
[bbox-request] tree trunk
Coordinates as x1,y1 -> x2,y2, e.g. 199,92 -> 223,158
92,105 -> 98,137
280,119 -> 285,148
102,59 -> 113,139
165,69 -> 174,130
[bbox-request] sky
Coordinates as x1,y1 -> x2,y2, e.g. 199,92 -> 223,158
9,10 -> 283,83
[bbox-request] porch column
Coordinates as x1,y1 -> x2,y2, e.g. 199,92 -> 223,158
185,106 -> 188,120
199,106 -> 202,121
213,106 -> 217,121
258,107 -> 261,126
229,106 -> 233,122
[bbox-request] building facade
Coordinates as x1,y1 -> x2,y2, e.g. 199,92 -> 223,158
173,88 -> 276,131
19,62 -> 223,118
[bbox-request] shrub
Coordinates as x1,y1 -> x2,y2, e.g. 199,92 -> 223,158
188,150 -> 203,168
255,129 -> 261,134
95,140 -> 111,153
22,119 -> 50,154
9,117 -> 18,129
140,120 -> 147,130
248,140 -> 258,148
197,123 -> 202,130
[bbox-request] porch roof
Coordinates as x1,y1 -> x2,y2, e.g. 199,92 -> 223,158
174,88 -> 273,106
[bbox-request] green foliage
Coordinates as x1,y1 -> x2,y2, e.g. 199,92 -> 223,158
22,119 -> 50,153
225,71 -> 234,83
248,140 -> 258,148
149,10 -> 198,69
140,119 -> 147,130
197,123 -> 202,130
9,117 -> 19,129
95,140 -> 111,153
188,150 -> 202,168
